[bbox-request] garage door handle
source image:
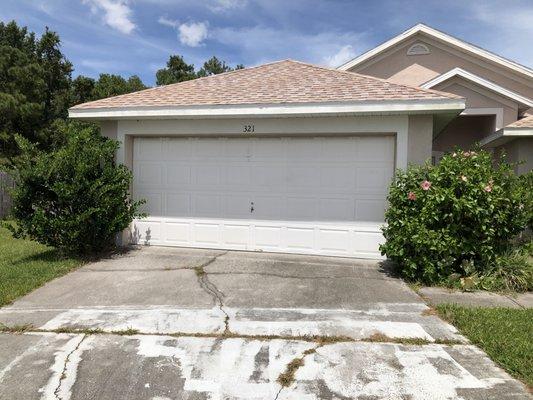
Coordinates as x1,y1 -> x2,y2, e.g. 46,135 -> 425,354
250,202 -> 254,213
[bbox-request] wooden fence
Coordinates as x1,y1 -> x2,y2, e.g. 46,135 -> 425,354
0,171 -> 15,219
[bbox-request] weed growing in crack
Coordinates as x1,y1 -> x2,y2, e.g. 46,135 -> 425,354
0,323 -> 34,333
277,348 -> 316,387
112,327 -> 140,336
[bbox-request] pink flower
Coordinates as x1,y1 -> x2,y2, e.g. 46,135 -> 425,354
463,151 -> 471,157
421,180 -> 431,191
408,191 -> 417,201
484,185 -> 492,192
461,175 -> 468,182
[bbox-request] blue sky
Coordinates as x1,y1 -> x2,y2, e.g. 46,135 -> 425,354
2,0 -> 533,86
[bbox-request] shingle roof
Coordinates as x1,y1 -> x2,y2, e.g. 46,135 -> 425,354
71,60 -> 462,110
506,114 -> 533,128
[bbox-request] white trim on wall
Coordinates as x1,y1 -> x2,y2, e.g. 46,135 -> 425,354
337,24 -> 533,79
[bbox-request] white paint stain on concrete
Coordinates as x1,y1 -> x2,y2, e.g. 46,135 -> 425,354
132,336 -> 513,400
135,335 -> 313,400
36,304 -> 465,342
40,308 -> 226,334
284,342 -> 507,400
39,334 -> 93,400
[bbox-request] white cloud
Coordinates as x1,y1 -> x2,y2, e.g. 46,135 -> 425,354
158,17 -> 209,47
84,0 -> 136,34
208,0 -> 247,13
178,21 -> 209,47
324,45 -> 356,67
157,15 -> 178,28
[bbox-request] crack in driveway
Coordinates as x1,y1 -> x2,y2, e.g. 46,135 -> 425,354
53,334 -> 86,400
193,251 -> 231,333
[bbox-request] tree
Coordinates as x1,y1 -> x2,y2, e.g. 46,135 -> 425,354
70,75 -> 95,105
0,21 -> 72,159
91,73 -> 147,100
197,56 -> 233,77
156,55 -> 195,85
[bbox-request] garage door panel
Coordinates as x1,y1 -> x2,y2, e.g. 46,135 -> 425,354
194,165 -> 221,186
252,165 -> 285,187
192,194 -> 221,217
166,193 -> 191,217
223,195 -> 251,219
321,138 -> 358,161
164,138 -> 192,160
194,138 -> 222,158
136,138 -> 162,160
287,165 -> 317,188
133,135 -> 393,258
252,196 -> 285,219
356,167 -> 394,192
251,138 -> 285,159
319,166 -> 356,190
225,164 -> 252,186
165,163 -> 191,187
318,198 -> 354,220
355,200 -> 388,222
357,136 -> 395,161
136,163 -> 163,187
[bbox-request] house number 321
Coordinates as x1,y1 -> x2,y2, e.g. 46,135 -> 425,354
243,125 -> 255,133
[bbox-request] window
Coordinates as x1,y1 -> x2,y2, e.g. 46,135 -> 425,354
407,43 -> 430,56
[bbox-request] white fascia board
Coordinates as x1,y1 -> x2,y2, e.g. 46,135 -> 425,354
337,24 -> 533,79
480,128 -> 533,148
421,68 -> 533,107
68,99 -> 465,120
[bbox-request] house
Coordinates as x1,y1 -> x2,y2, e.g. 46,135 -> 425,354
69,60 -> 464,258
338,24 -> 533,173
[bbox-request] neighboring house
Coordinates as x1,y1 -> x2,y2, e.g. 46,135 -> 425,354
69,60 -> 464,258
339,24 -> 533,173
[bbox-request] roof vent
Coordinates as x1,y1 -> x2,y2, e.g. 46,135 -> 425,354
407,43 -> 430,56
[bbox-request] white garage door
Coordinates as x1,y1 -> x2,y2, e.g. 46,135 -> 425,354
132,136 -> 394,258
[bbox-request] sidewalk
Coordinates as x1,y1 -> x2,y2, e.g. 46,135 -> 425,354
419,287 -> 533,308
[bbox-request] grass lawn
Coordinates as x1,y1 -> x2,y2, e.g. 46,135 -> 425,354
437,304 -> 533,387
0,224 -> 83,307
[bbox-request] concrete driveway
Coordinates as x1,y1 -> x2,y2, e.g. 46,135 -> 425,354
0,247 -> 529,399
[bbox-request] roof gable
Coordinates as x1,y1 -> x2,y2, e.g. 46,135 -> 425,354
338,24 -> 533,80
421,68 -> 533,109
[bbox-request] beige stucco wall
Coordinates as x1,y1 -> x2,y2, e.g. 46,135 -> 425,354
407,114 -> 433,165
495,138 -> 533,175
433,78 -> 518,127
352,34 -> 533,100
433,115 -> 495,153
99,121 -> 118,140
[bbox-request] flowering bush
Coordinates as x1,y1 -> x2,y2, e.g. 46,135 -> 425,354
380,149 -> 529,284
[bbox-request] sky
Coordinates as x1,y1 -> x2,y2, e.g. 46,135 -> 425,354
2,0 -> 533,86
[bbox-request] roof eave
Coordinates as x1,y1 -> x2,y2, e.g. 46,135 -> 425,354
480,127 -> 533,148
68,99 -> 465,120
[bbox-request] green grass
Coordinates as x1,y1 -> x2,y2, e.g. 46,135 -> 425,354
0,224 -> 83,307
437,304 -> 533,387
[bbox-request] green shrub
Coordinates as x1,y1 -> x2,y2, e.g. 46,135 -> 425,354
6,124 -> 144,254
380,149 -> 528,284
